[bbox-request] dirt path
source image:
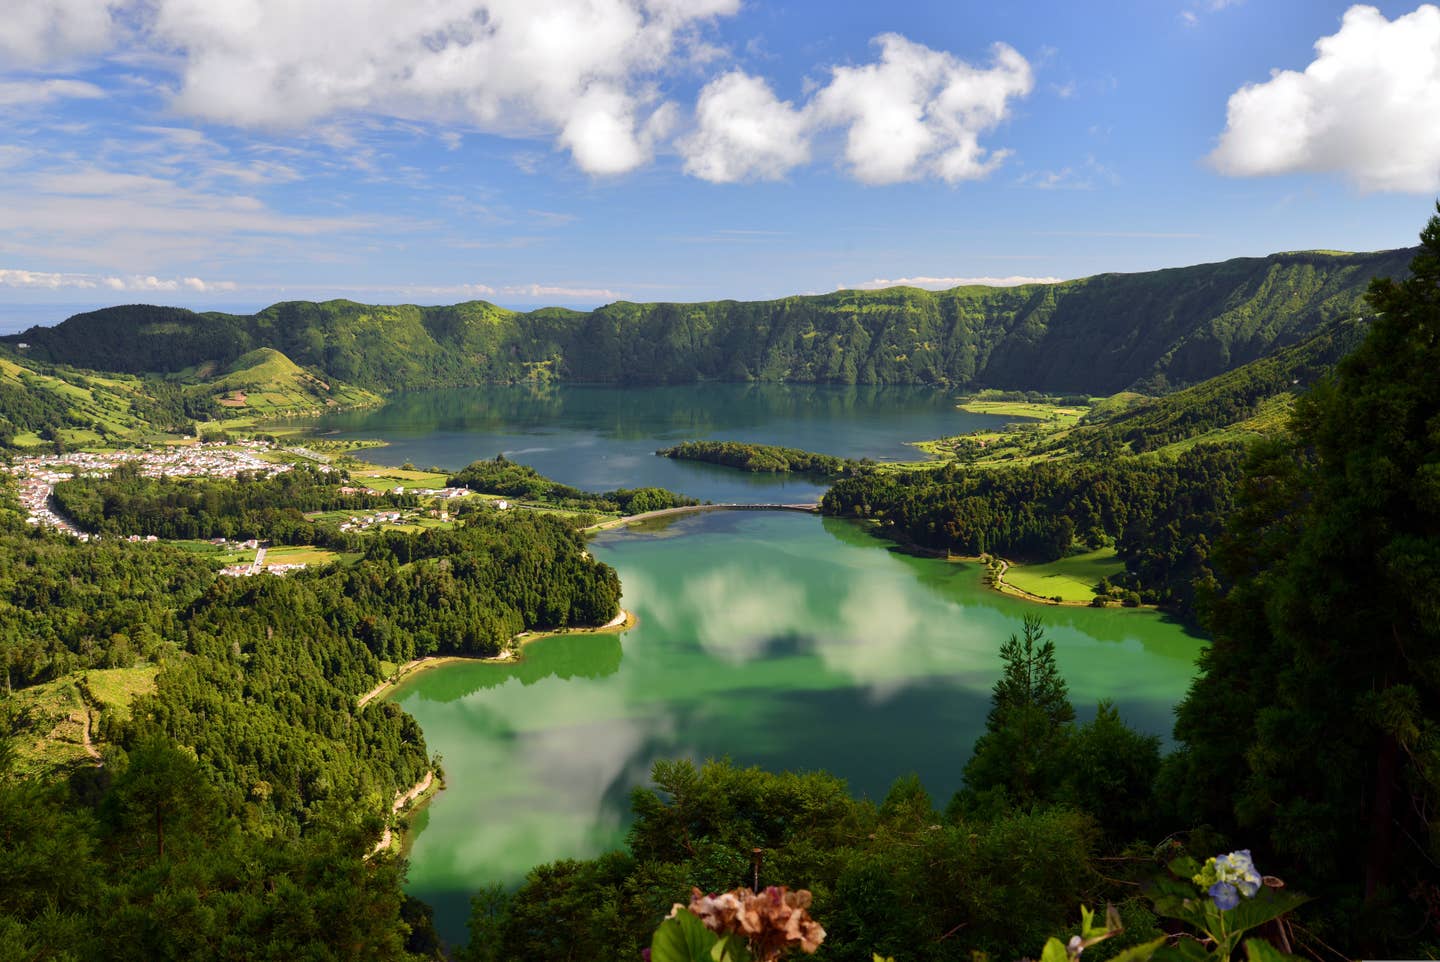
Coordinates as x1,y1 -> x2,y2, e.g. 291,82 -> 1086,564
370,770 -> 436,857
988,557 -> 1087,606
79,706 -> 102,766
985,556 -> 1153,610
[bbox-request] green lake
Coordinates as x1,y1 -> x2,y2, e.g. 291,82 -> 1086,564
393,510 -> 1205,946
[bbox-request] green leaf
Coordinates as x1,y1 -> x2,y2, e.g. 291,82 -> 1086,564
711,934 -> 751,962
651,912 -> 722,962
1222,889 -> 1312,938
1148,894 -> 1209,931
1155,936 -> 1213,962
1040,937 -> 1071,962
1167,856 -> 1202,879
1244,938 -> 1306,962
1107,936 -> 1167,962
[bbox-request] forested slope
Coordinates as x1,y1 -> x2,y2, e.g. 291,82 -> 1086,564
4,247 -> 1412,394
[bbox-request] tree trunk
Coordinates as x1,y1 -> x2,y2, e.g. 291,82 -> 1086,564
1364,733 -> 1399,902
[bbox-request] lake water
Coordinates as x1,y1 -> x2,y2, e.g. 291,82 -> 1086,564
293,383 -> 1015,503
393,511 -> 1205,946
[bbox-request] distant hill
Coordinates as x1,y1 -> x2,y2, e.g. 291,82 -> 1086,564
205,347 -> 381,415
2,247 -> 1413,394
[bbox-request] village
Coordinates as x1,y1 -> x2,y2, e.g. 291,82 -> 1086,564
3,441 -> 293,539
1,441 -> 495,578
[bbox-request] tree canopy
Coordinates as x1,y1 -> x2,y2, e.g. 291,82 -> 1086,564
1171,204 -> 1440,952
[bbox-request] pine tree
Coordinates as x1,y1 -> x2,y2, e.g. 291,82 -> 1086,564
962,616 -> 1075,807
988,614 -> 1075,730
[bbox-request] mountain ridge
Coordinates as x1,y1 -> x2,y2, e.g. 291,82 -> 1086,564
2,246 -> 1415,395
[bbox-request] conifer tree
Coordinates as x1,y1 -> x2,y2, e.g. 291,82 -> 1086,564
1172,205 -> 1440,950
963,616 -> 1075,807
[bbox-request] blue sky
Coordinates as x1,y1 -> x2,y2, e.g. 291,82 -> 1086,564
1,0 -> 1438,329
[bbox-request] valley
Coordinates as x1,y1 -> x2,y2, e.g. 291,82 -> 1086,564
2,228 -> 1437,960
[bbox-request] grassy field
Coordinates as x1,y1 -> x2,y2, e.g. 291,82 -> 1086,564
80,666 -> 158,722
172,540 -> 256,565
1,356 -> 177,449
204,348 -> 382,416
1002,547 -> 1123,603
900,396 -> 1102,470
5,666 -> 158,780
5,675 -> 90,779
263,545 -> 343,567
1153,394 -> 1295,456
349,466 -> 450,491
956,398 -> 1090,428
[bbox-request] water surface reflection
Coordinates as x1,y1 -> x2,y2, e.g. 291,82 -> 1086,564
397,512 -> 1205,945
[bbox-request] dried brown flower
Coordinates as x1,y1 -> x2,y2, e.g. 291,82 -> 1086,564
670,886 -> 826,961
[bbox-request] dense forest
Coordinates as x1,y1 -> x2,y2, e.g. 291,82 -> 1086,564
822,444 -> 1244,613
659,440 -> 865,476
0,464 -> 623,957
52,463 -> 411,547
2,246 -> 1411,396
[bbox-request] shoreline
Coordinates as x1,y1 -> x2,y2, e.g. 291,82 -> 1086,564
356,607 -> 636,708
370,768 -> 440,858
985,557 -> 1097,608
839,520 -> 1139,611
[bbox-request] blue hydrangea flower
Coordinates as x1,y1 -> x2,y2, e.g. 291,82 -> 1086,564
1214,850 -> 1262,898
1209,881 -> 1240,911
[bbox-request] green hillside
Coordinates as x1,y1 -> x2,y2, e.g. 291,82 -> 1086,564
1075,313 -> 1371,452
3,246 -> 1414,395
0,353 -> 202,448
0,345 -> 380,450
205,347 -> 381,415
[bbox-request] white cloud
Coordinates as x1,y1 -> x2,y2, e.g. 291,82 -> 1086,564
500,283 -> 622,300
0,0 -> 120,69
680,70 -> 811,182
2,3 -> 1032,185
1182,0 -> 1244,25
0,267 -> 236,291
812,34 -> 1033,184
679,35 -> 1033,185
1210,4 -> 1440,192
143,0 -> 737,176
0,268 -> 99,290
842,275 -> 1063,291
0,78 -> 105,106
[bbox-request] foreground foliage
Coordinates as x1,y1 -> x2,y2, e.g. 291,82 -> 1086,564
1168,205 -> 1440,954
